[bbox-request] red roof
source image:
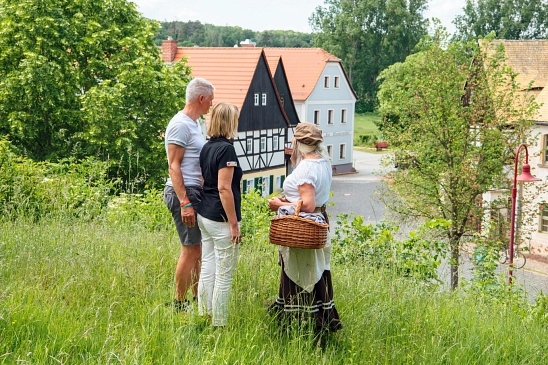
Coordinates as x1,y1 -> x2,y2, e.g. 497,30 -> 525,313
166,46 -> 356,107
263,48 -> 345,101
174,47 -> 265,111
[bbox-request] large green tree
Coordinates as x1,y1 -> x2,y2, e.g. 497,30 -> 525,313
310,0 -> 428,112
454,0 -> 548,41
377,32 -> 538,289
0,0 -> 191,190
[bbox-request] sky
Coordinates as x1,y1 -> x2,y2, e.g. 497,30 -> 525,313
131,0 -> 466,35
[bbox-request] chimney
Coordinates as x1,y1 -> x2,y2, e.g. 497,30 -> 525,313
239,39 -> 256,48
161,37 -> 179,62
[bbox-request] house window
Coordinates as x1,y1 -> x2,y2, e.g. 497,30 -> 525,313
334,76 -> 340,88
262,176 -> 270,197
254,93 -> 259,106
541,206 -> 548,232
275,176 -> 282,190
247,178 -> 254,192
327,145 -> 333,160
246,139 -> 252,153
339,144 -> 346,159
260,136 -> 266,151
313,110 -> 320,125
262,93 -> 267,105
324,76 -> 330,88
273,135 -> 279,150
341,109 -> 347,124
328,109 -> 334,124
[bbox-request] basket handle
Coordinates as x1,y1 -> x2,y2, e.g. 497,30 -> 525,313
294,201 -> 303,216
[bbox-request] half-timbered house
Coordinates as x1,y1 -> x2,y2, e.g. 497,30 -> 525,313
161,43 -> 299,196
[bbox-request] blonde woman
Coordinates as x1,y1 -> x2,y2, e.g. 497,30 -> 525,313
268,122 -> 342,333
197,103 -> 242,327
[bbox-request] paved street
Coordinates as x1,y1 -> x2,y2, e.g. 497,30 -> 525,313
330,149 -> 548,301
330,149 -> 390,222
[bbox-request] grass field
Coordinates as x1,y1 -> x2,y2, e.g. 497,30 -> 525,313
2,216 -> 548,364
353,112 -> 382,147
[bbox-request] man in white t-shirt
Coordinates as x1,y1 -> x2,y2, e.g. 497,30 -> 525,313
164,78 -> 215,312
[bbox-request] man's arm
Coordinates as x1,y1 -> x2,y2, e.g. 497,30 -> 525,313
167,143 -> 196,227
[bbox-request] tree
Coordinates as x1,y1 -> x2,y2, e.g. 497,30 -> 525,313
310,0 -> 428,112
0,0 -> 192,190
454,0 -> 548,41
153,21 -> 312,48
376,32 -> 538,289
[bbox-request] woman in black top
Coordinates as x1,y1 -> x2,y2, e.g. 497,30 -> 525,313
196,103 -> 242,327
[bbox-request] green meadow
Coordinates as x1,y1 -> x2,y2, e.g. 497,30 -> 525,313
1,136 -> 547,365
353,112 -> 382,147
2,211 -> 548,364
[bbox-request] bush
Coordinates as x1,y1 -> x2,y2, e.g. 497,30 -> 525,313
105,189 -> 172,232
355,134 -> 378,146
332,214 -> 448,282
240,189 -> 273,245
462,235 -> 528,308
0,139 -> 115,220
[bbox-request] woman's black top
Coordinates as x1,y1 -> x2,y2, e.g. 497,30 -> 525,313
198,136 -> 243,222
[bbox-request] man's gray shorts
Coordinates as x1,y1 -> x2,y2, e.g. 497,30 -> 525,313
164,185 -> 202,246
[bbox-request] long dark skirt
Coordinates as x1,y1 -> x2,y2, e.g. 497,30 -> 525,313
269,262 -> 342,333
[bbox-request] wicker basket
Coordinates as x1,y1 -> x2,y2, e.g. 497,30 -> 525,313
269,201 -> 329,249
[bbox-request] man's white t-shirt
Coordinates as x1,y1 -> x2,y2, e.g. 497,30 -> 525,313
164,111 -> 205,187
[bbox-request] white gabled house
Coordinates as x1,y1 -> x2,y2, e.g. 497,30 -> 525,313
264,48 -> 359,174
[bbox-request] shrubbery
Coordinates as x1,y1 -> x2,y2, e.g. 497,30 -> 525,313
0,139 -> 115,220
332,213 -> 448,283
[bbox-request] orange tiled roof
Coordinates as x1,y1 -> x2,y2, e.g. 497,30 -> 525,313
480,40 -> 548,90
174,47 -> 265,110
263,48 -> 343,101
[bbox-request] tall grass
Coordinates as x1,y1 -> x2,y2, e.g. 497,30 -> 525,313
2,214 -> 548,364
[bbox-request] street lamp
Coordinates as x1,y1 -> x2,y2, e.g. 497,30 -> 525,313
508,143 -> 541,284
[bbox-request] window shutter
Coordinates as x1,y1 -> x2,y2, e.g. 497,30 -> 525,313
242,179 -> 247,193
269,175 -> 274,194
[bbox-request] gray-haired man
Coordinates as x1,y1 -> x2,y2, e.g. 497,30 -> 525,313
164,77 -> 215,312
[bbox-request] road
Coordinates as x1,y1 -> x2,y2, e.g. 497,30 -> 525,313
329,149 -> 390,222
329,149 -> 548,301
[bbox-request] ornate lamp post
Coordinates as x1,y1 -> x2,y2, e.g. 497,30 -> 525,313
508,143 -> 541,284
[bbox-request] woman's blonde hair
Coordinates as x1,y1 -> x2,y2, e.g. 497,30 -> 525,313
207,103 -> 239,138
291,139 -> 332,168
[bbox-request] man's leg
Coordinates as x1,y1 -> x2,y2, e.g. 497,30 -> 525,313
175,243 -> 202,301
